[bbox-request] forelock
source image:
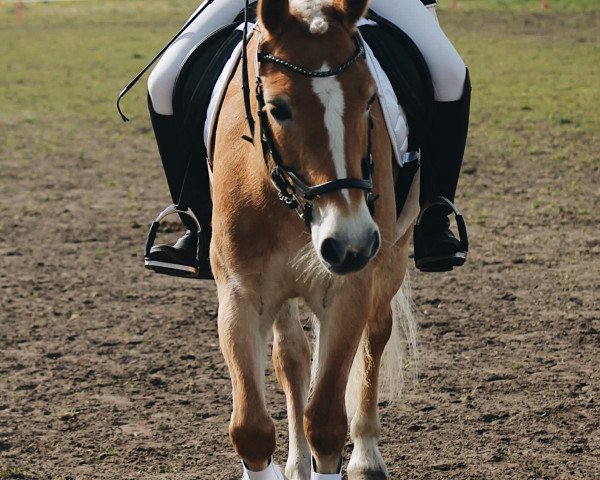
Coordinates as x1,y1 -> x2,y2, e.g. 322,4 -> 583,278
289,0 -> 334,35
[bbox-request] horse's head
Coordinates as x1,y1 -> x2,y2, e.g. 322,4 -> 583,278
257,0 -> 380,275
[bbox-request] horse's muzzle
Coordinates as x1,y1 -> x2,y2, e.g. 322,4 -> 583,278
319,229 -> 380,275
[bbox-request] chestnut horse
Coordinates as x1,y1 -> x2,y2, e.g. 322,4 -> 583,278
210,0 -> 419,478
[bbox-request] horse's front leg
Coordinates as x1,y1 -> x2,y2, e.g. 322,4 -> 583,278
272,299 -> 311,480
305,289 -> 371,475
347,303 -> 393,480
348,242 -> 411,480
217,283 -> 282,478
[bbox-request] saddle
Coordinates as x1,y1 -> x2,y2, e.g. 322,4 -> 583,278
174,9 -> 432,213
148,9 -> 434,279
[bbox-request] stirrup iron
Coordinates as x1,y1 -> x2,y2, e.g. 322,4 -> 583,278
414,196 -> 469,272
144,204 -> 203,279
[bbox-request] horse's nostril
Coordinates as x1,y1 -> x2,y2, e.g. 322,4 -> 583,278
370,230 -> 381,257
320,237 -> 345,266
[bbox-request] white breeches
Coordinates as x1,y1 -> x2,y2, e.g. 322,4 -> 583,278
148,0 -> 466,116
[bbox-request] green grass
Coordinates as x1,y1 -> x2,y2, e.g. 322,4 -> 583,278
437,0 -> 599,11
453,12 -> 600,158
0,0 -> 598,219
0,0 -> 597,123
0,0 -> 597,126
0,0 -> 196,124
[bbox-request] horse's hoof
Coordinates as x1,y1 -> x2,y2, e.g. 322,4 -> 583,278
347,470 -> 388,480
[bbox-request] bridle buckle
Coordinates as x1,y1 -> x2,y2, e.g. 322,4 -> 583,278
271,168 -> 299,210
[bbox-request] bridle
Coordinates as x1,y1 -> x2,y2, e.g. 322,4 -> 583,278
242,16 -> 377,231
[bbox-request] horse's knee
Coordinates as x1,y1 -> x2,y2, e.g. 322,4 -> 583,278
229,415 -> 276,469
304,402 -> 347,459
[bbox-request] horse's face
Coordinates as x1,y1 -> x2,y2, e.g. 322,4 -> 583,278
258,0 -> 380,275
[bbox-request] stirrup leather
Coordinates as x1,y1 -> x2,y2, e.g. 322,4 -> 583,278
144,204 -> 206,279
414,196 -> 469,272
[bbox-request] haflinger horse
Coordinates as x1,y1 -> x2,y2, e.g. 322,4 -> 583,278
210,0 -> 419,478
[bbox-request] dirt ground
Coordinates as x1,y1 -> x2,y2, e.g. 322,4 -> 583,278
1,7 -> 598,480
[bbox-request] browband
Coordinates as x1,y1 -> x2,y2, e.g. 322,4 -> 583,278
258,36 -> 365,78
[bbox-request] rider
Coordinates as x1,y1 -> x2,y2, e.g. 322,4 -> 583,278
145,0 -> 471,276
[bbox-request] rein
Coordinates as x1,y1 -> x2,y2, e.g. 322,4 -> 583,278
242,20 -> 376,230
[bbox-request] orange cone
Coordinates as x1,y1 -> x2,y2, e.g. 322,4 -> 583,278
16,0 -> 24,27
541,0 -> 549,8
451,0 -> 458,11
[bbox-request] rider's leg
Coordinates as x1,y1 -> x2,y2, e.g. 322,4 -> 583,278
146,99 -> 209,276
370,0 -> 466,102
146,0 -> 250,276
369,0 -> 471,272
415,71 -> 471,271
148,0 -> 247,116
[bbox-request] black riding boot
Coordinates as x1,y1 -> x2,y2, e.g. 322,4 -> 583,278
145,97 -> 212,279
414,69 -> 471,272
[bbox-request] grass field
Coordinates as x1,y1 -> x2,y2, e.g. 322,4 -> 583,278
437,0 -> 600,11
1,1 -> 598,479
1,0 -> 598,231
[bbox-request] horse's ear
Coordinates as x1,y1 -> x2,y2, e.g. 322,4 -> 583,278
343,0 -> 370,27
258,0 -> 290,37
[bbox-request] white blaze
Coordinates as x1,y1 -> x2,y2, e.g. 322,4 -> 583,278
311,63 -> 349,201
309,66 -> 380,272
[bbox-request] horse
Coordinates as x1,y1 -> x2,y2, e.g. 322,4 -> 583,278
210,0 -> 420,477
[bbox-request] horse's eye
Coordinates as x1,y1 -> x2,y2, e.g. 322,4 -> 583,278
269,99 -> 292,122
